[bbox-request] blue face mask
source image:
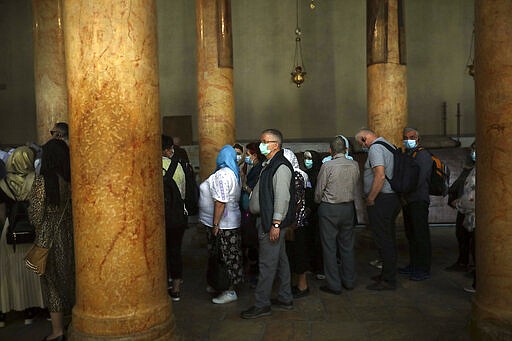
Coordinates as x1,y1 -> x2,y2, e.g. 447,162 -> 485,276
403,139 -> 417,149
304,159 -> 313,169
245,156 -> 253,165
322,156 -> 332,164
471,150 -> 476,162
259,143 -> 270,156
361,147 -> 369,153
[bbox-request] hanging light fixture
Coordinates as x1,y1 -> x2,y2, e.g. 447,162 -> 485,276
291,0 -> 306,87
465,28 -> 475,77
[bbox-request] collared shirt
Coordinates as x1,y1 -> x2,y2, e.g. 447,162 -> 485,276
249,156 -> 292,222
314,153 -> 360,204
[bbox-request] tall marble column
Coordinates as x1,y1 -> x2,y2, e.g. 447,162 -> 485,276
367,0 -> 407,146
196,0 -> 236,180
471,0 -> 512,338
63,1 -> 175,340
33,0 -> 68,144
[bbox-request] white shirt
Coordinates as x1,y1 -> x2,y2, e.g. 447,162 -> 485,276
198,167 -> 241,229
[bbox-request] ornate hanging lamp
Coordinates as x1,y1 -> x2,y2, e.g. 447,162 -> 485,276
291,0 -> 306,87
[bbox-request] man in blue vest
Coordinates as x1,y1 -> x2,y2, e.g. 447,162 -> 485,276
241,129 -> 295,319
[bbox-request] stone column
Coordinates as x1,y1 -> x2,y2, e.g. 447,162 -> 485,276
367,0 -> 407,146
471,1 -> 512,339
33,0 -> 68,144
63,1 -> 175,340
196,0 -> 236,180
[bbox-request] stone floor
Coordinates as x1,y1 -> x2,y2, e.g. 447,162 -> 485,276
0,224 -> 475,341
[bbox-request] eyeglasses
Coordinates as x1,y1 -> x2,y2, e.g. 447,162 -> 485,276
260,140 -> 277,144
50,130 -> 60,137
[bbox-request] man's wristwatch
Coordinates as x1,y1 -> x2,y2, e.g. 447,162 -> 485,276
272,223 -> 280,229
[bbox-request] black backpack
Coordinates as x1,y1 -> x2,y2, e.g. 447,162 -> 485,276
414,147 -> 451,196
163,159 -> 188,228
180,160 -> 200,216
371,141 -> 420,194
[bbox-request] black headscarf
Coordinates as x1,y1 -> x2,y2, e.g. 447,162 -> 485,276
40,139 -> 70,205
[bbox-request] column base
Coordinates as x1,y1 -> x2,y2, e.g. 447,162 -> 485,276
68,316 -> 177,341
470,316 -> 512,340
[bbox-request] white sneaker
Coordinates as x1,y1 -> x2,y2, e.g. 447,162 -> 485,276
212,290 -> 237,304
464,286 -> 476,293
206,285 -> 216,294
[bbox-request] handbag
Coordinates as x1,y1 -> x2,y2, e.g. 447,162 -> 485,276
24,199 -> 69,276
4,182 -> 35,251
24,245 -> 50,276
206,233 -> 231,291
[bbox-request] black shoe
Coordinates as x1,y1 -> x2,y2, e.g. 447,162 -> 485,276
398,264 -> 414,275
366,280 -> 396,291
292,286 -> 310,299
319,286 -> 341,295
444,263 -> 468,272
42,335 -> 65,341
342,283 -> 354,291
240,305 -> 272,319
270,299 -> 294,311
169,289 -> 180,302
409,271 -> 431,281
371,274 -> 382,282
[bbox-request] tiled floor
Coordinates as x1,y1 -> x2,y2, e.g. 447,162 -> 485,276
0,225 -> 474,340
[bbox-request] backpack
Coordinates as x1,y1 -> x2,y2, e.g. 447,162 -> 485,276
6,200 -> 36,251
414,148 -> 451,196
180,161 -> 200,216
163,159 -> 188,228
371,141 -> 420,194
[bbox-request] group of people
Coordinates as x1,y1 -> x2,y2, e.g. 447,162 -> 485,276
0,124 -> 477,334
0,122 -> 73,341
187,127 -> 477,320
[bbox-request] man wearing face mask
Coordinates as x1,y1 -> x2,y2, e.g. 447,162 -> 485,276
241,129 -> 295,319
398,128 -> 433,281
355,128 -> 401,290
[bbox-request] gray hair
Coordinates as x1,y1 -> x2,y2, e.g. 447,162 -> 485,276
403,127 -> 420,138
261,128 -> 283,148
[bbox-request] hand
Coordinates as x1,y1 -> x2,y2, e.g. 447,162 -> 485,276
212,226 -> 219,236
366,197 -> 375,206
269,226 -> 280,241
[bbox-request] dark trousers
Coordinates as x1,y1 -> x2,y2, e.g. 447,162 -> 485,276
455,212 -> 475,265
367,193 -> 401,284
403,201 -> 431,272
166,225 -> 187,279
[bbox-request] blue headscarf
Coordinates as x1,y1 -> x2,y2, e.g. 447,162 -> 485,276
215,145 -> 240,182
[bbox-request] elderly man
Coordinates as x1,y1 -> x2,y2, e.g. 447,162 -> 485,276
241,128 -> 296,319
314,135 -> 360,294
355,128 -> 401,290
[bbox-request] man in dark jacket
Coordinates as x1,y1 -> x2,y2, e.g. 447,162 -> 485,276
399,128 -> 433,281
241,129 -> 295,319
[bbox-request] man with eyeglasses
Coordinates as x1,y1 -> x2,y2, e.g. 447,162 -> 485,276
355,128 -> 401,291
241,128 -> 296,319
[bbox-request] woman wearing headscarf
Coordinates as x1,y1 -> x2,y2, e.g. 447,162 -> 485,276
28,139 -> 74,341
282,148 -> 311,298
303,150 -> 325,280
0,146 -> 44,327
199,145 -> 243,304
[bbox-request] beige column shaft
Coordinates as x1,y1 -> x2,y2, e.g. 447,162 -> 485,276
63,1 -> 175,340
367,0 -> 407,146
471,0 -> 512,338
196,0 -> 236,180
33,0 -> 68,144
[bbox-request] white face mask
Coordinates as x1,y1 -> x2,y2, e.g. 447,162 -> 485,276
403,139 -> 417,149
259,143 -> 271,156
236,154 -> 242,163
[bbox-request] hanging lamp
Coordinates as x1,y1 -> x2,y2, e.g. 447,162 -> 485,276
291,0 -> 306,87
